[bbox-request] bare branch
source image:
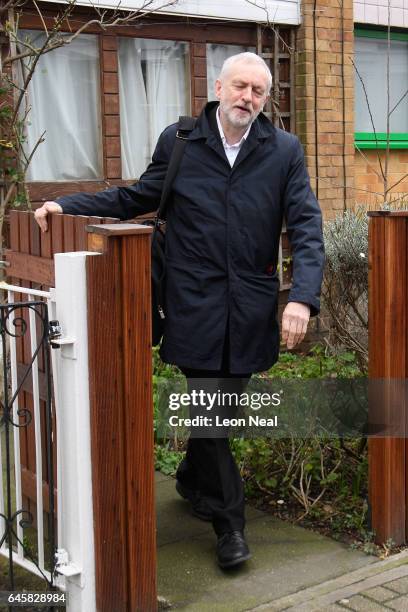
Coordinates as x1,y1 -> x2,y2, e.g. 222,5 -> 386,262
11,39 -> 48,125
384,2 -> 391,201
389,88 -> 408,117
0,0 -> 182,239
7,34 -> 39,59
32,0 -> 49,36
0,0 -> 25,15
22,131 -> 46,172
386,172 -> 408,194
10,0 -> 86,122
1,182 -> 17,213
350,57 -> 385,182
244,0 -> 294,54
308,175 -> 385,197
5,0 -> 180,65
59,0 -> 180,44
355,145 -> 384,181
383,192 -> 408,208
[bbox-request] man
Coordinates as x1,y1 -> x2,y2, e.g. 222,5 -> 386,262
35,52 -> 324,569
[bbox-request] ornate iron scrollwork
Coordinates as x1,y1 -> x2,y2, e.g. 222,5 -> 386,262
0,301 -> 56,602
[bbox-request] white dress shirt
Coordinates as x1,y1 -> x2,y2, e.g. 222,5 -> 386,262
216,107 -> 252,167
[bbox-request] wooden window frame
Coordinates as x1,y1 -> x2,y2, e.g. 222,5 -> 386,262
19,7 -> 294,202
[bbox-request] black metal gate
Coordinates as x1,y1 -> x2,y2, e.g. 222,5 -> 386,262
0,300 -> 57,609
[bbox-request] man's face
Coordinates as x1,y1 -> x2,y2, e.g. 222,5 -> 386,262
215,61 -> 270,129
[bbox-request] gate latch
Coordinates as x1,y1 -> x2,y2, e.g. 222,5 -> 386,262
48,320 -> 75,351
49,320 -> 62,349
55,548 -> 81,577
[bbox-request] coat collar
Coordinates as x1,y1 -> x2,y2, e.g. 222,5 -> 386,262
188,101 -> 276,171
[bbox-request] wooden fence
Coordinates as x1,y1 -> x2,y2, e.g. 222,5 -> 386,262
5,210 -> 158,611
368,211 -> 408,545
5,210 -> 119,530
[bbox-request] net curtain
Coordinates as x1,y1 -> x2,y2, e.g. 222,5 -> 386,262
118,37 -> 190,180
20,30 -> 102,181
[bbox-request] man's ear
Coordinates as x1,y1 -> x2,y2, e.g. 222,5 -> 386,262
215,78 -> 222,101
262,94 -> 271,111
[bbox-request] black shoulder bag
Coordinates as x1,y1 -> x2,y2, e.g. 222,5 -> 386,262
146,115 -> 196,346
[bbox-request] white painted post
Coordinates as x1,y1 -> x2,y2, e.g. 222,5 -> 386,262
53,252 -> 100,612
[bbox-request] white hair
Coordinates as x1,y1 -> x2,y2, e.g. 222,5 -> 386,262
218,52 -> 272,94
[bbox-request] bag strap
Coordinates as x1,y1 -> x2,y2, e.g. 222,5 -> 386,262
156,115 -> 197,222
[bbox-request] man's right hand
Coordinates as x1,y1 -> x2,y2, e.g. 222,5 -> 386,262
34,201 -> 63,232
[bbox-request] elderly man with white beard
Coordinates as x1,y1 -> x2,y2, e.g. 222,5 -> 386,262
35,52 -> 324,569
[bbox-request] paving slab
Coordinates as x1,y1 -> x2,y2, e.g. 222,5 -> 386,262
360,586 -> 400,603
155,472 -> 377,611
339,594 -> 393,611
384,576 -> 408,595
259,550 -> 408,611
386,595 -> 408,611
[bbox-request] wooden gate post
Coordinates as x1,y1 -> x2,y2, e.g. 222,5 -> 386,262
85,224 -> 156,612
368,211 -> 407,545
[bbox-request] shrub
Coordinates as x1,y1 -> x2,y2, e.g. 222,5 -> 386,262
323,208 -> 368,372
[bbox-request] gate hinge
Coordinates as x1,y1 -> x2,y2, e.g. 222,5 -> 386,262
55,548 -> 81,577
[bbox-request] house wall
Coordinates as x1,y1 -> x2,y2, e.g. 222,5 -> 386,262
354,150 -> 408,207
353,1 -> 408,210
15,6 -> 294,206
296,0 -> 355,219
295,0 -> 407,218
13,2 -> 407,219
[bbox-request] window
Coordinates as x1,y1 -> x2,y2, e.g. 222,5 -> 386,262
118,38 -> 190,179
206,44 -> 256,101
354,29 -> 408,149
19,30 -> 102,180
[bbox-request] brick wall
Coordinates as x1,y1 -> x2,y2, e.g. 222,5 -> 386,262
355,150 -> 408,208
296,0 -> 355,219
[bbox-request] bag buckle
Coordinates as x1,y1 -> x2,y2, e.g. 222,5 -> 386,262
176,129 -> 189,140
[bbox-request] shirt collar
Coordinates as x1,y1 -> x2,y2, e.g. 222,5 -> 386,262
216,106 -> 252,147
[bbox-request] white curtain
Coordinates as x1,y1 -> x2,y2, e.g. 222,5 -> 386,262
20,30 -> 102,181
118,38 -> 189,179
355,37 -> 408,133
206,44 -> 256,101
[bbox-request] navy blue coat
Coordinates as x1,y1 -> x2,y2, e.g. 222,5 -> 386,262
58,101 -> 324,373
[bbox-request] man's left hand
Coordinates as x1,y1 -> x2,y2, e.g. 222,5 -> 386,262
281,302 -> 311,349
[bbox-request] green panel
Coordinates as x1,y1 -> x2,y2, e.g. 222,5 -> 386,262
355,132 -> 408,149
355,133 -> 408,141
354,28 -> 408,42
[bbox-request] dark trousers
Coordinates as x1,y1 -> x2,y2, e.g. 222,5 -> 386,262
176,327 -> 252,535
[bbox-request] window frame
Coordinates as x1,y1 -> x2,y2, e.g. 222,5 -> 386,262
354,27 -> 408,150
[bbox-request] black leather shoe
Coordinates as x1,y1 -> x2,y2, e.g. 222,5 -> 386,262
175,480 -> 213,522
216,530 -> 251,569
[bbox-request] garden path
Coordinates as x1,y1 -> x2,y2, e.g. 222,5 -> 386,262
156,472 -> 384,611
